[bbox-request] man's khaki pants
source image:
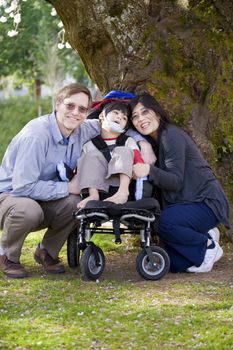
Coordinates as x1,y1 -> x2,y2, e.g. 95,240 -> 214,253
0,193 -> 81,262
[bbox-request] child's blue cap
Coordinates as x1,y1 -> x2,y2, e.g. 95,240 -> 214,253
104,90 -> 136,99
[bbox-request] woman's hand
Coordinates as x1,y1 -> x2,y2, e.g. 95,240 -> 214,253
138,141 -> 156,165
133,163 -> 150,178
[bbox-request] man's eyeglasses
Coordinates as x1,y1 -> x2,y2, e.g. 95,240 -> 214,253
63,102 -> 89,115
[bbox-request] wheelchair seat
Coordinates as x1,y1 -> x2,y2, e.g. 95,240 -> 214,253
84,197 -> 160,212
75,198 -> 160,225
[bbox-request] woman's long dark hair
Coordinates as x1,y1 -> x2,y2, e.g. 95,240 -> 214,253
129,92 -> 198,154
129,92 -> 173,144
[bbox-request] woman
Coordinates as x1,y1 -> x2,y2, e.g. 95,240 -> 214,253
130,92 -> 230,273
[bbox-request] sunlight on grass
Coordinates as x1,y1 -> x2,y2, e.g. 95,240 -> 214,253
0,232 -> 233,349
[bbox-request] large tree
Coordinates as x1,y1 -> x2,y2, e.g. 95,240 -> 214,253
47,0 -> 233,205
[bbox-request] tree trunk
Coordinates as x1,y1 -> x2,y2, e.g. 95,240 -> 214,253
47,0 -> 233,207
35,78 -> 42,100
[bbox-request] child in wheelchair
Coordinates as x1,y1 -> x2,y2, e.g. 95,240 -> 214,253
75,100 -> 152,208
66,99 -> 170,281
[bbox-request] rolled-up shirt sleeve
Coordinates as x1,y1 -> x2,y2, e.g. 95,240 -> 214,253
11,137 -> 68,200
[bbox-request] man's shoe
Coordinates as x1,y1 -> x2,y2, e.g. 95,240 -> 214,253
208,227 -> 220,243
34,245 -> 65,274
187,241 -> 223,273
0,255 -> 28,278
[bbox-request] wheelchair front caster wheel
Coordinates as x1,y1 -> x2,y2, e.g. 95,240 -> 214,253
80,245 -> 105,280
136,246 -> 170,280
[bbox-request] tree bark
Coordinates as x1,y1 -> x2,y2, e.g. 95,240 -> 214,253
47,0 -> 233,206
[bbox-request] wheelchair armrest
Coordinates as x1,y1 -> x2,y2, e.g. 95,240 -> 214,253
120,209 -> 155,226
74,208 -> 109,223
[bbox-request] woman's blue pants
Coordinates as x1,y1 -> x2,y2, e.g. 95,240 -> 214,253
158,203 -> 218,272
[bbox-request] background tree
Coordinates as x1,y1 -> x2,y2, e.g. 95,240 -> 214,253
47,0 -> 233,206
0,0 -> 91,98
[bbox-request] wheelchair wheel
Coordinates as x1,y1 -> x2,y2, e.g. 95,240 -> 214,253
136,246 -> 170,280
67,230 -> 81,268
80,245 -> 105,280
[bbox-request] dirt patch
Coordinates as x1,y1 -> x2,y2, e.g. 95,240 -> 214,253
102,246 -> 233,284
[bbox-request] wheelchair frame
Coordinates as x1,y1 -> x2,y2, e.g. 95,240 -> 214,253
67,200 -> 170,281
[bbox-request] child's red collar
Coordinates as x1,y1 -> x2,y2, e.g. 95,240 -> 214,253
102,137 -> 118,140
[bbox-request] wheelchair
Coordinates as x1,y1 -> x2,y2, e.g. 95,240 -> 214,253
67,198 -> 170,281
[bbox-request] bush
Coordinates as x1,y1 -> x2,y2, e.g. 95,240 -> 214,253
0,96 -> 52,161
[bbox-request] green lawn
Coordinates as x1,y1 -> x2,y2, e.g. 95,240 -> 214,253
0,231 -> 233,349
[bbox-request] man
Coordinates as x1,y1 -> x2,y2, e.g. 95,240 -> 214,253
0,83 -> 100,278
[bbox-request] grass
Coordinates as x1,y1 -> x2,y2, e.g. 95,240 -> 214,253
0,231 -> 233,349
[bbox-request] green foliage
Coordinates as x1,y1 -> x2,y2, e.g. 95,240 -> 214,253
0,96 -> 52,162
0,1 -> 91,90
0,231 -> 232,349
0,1 -> 48,78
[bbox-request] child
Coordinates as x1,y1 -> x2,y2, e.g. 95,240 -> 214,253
76,101 -> 145,208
